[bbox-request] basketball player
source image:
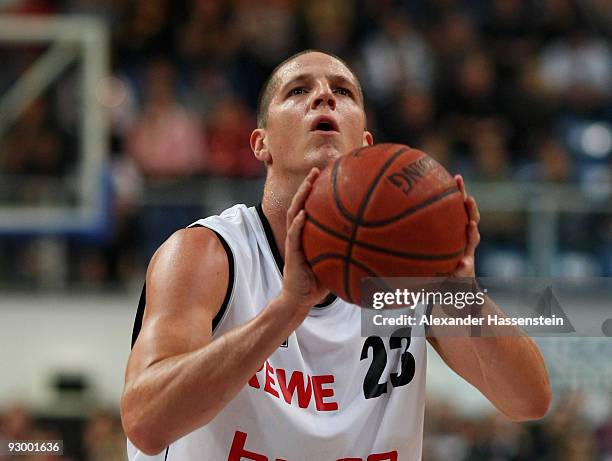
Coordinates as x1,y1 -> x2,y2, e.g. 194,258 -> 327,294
121,50 -> 551,461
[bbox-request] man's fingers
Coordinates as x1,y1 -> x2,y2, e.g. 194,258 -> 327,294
455,174 -> 480,224
306,167 -> 321,182
287,168 -> 320,228
287,181 -> 311,227
286,209 -> 306,254
466,220 -> 480,255
455,175 -> 466,199
466,196 -> 481,224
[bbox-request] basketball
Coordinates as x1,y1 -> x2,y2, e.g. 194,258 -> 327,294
302,143 -> 468,306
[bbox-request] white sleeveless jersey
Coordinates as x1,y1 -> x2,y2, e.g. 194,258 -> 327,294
128,204 -> 427,461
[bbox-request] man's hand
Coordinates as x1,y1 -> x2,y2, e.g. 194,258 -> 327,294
452,174 -> 481,279
279,167 -> 330,313
430,176 -> 552,421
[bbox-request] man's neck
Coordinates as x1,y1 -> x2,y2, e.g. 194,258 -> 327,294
260,173 -> 339,308
260,175 -> 301,262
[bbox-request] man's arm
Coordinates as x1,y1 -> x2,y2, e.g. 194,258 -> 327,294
428,301 -> 551,421
427,176 -> 552,422
121,168 -> 327,455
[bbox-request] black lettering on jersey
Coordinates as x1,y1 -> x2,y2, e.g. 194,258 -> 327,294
389,328 -> 416,388
360,336 -> 388,399
360,328 -> 416,399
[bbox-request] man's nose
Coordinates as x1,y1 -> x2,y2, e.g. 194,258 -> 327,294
311,85 -> 336,110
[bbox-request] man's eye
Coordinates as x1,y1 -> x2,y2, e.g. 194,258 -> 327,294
289,87 -> 307,96
334,88 -> 352,96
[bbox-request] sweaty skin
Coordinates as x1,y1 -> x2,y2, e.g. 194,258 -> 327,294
121,52 -> 373,455
121,51 -> 550,456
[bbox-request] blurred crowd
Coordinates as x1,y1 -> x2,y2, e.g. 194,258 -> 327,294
0,0 -> 611,287
1,3 -> 611,459
1,391 -> 611,460
0,405 -> 126,461
424,392 -> 612,461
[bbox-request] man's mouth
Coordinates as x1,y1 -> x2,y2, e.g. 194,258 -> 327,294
310,116 -> 340,133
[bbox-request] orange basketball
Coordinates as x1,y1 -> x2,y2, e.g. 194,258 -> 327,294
302,143 -> 468,306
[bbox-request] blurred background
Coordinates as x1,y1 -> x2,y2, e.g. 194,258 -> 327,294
0,0 -> 611,459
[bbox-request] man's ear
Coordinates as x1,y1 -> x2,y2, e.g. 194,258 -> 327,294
250,129 -> 271,165
363,130 -> 374,146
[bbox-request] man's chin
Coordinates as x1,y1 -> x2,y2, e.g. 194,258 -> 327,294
308,145 -> 343,170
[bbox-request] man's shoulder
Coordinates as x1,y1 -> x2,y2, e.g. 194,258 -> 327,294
189,203 -> 251,229
189,204 -> 262,255
153,226 -> 229,275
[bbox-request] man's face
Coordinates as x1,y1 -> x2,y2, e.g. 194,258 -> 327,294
256,52 -> 373,175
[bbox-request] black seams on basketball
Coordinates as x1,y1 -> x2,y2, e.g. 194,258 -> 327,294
302,143 -> 468,305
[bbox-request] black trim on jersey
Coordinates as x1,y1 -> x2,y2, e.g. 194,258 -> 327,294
192,226 -> 235,333
131,284 -> 146,348
256,203 -> 284,275
164,446 -> 169,460
256,203 -> 337,308
130,228 -> 235,349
